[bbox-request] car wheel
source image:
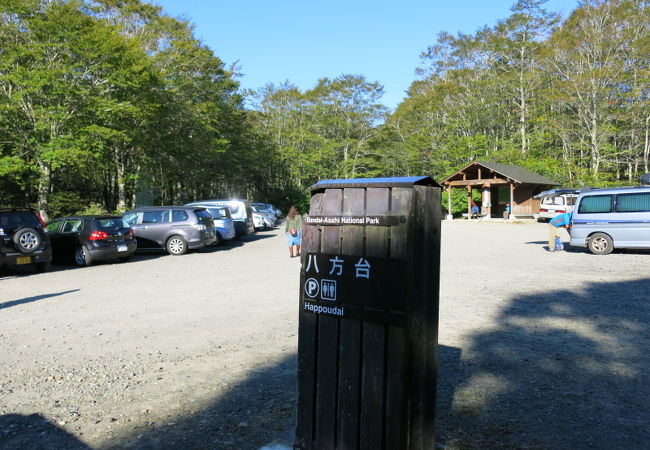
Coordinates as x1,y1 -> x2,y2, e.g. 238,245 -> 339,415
36,262 -> 51,273
588,232 -> 613,255
13,228 -> 41,254
166,235 -> 187,255
74,246 -> 93,266
212,232 -> 222,247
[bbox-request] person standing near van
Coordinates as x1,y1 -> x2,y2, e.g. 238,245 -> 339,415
285,205 -> 303,258
470,200 -> 480,219
548,212 -> 572,252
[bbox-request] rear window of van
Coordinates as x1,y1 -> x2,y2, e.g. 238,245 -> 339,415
542,196 -> 565,206
578,195 -> 612,213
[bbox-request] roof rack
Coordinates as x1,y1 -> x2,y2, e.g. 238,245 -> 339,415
533,188 -> 584,199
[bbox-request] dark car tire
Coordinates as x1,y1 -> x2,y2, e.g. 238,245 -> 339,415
588,232 -> 613,255
36,262 -> 51,273
212,232 -> 222,247
74,246 -> 93,266
166,235 -> 187,255
13,228 -> 41,254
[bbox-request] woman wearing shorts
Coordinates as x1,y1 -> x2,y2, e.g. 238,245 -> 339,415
285,205 -> 303,258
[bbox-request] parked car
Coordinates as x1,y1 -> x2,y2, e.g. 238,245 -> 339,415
46,216 -> 136,266
122,206 -> 216,255
251,205 -> 274,230
186,200 -> 254,238
0,209 -> 52,273
570,184 -> 650,255
251,203 -> 278,224
184,203 -> 236,245
252,211 -> 267,231
534,188 -> 581,221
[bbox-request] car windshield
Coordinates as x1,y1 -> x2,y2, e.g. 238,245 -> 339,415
0,211 -> 40,230
96,218 -> 127,231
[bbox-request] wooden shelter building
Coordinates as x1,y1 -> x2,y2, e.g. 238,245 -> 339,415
441,161 -> 557,219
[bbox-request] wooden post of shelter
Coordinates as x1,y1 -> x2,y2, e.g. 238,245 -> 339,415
509,183 -> 514,219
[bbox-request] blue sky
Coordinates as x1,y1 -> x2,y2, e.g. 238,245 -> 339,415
152,0 -> 578,110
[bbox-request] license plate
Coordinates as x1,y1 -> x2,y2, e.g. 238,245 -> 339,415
16,256 -> 32,265
117,245 -> 128,252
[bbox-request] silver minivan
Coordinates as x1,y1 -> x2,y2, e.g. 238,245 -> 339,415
570,186 -> 650,254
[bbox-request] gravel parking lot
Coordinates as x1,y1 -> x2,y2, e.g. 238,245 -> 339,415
1,221 -> 649,449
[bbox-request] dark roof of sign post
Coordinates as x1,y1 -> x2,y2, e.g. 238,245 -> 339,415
310,176 -> 440,191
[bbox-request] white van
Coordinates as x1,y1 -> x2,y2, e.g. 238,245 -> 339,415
570,185 -> 650,255
186,199 -> 254,237
534,189 -> 580,221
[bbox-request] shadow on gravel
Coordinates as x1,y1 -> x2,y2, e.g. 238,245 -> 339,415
106,354 -> 297,449
436,277 -> 650,449
200,232 -> 279,253
0,289 -> 80,310
0,413 -> 91,450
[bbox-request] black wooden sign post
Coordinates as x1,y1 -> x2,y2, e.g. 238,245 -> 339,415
295,176 -> 441,450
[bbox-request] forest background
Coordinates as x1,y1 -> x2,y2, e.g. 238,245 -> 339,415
0,0 -> 648,220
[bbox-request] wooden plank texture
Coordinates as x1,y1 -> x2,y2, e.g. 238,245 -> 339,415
407,185 -> 441,449
359,187 -> 389,450
384,187 -> 412,449
296,192 -> 323,449
314,188 -> 343,449
336,188 -> 365,449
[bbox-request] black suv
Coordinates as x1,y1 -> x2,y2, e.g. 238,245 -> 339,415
0,209 -> 52,273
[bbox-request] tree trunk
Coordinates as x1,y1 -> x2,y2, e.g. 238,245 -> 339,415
116,150 -> 127,212
37,161 -> 51,222
643,116 -> 650,173
519,72 -> 527,155
590,112 -> 600,176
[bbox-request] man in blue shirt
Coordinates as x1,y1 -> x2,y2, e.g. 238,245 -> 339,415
548,212 -> 572,251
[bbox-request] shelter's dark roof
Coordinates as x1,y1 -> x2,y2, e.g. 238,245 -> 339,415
444,161 -> 557,185
310,176 -> 440,191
